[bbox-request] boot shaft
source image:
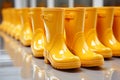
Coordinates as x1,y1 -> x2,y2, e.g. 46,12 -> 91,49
2,9 -> 11,23
96,7 -> 117,44
43,8 -> 64,36
113,7 -> 120,27
11,9 -> 20,25
64,8 -> 85,37
43,8 -> 65,50
97,7 -> 114,31
5,9 -> 15,25
84,8 -> 99,45
64,8 -> 85,49
1,9 -> 6,22
30,8 -> 44,33
84,8 -> 97,33
6,9 -> 13,24
22,8 -> 31,27
114,7 -> 120,16
113,7 -> 120,41
15,9 -> 23,25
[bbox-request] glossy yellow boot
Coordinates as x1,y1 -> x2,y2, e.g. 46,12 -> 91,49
113,7 -> 120,42
20,8 -> 33,46
97,7 -> 120,56
30,8 -> 45,57
43,8 -> 80,69
64,8 -> 104,67
84,8 -> 112,58
12,9 -> 23,40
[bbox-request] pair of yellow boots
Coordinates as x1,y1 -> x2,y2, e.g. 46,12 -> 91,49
1,7 -> 120,69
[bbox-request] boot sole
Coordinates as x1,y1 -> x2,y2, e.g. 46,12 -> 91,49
81,59 -> 104,67
20,39 -> 31,46
112,52 -> 120,57
44,50 -> 81,69
94,51 -> 112,59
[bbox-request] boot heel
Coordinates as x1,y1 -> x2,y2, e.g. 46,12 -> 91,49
44,50 -> 50,64
44,57 -> 49,64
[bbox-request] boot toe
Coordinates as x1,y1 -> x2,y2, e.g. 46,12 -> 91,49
93,48 -> 112,58
93,54 -> 103,60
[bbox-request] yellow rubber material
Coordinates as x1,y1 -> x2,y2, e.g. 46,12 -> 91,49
113,7 -> 120,42
30,8 -> 45,57
20,8 -> 33,46
64,8 -> 104,67
84,7 -> 112,58
43,8 -> 81,69
97,7 -> 120,57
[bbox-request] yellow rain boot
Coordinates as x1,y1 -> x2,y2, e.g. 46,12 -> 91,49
113,7 -> 120,42
12,9 -> 23,40
65,8 -> 104,67
97,7 -> 120,56
84,7 -> 112,58
20,8 -> 33,46
30,8 -> 45,57
12,9 -> 22,40
43,8 -> 80,69
64,8 -> 104,67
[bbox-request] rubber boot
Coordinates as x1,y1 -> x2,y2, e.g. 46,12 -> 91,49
84,7 -> 112,58
30,8 -> 45,57
96,7 -> 120,56
113,7 -> 120,42
43,8 -> 80,69
20,8 -> 33,46
64,8 -> 104,67
12,9 -> 23,40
